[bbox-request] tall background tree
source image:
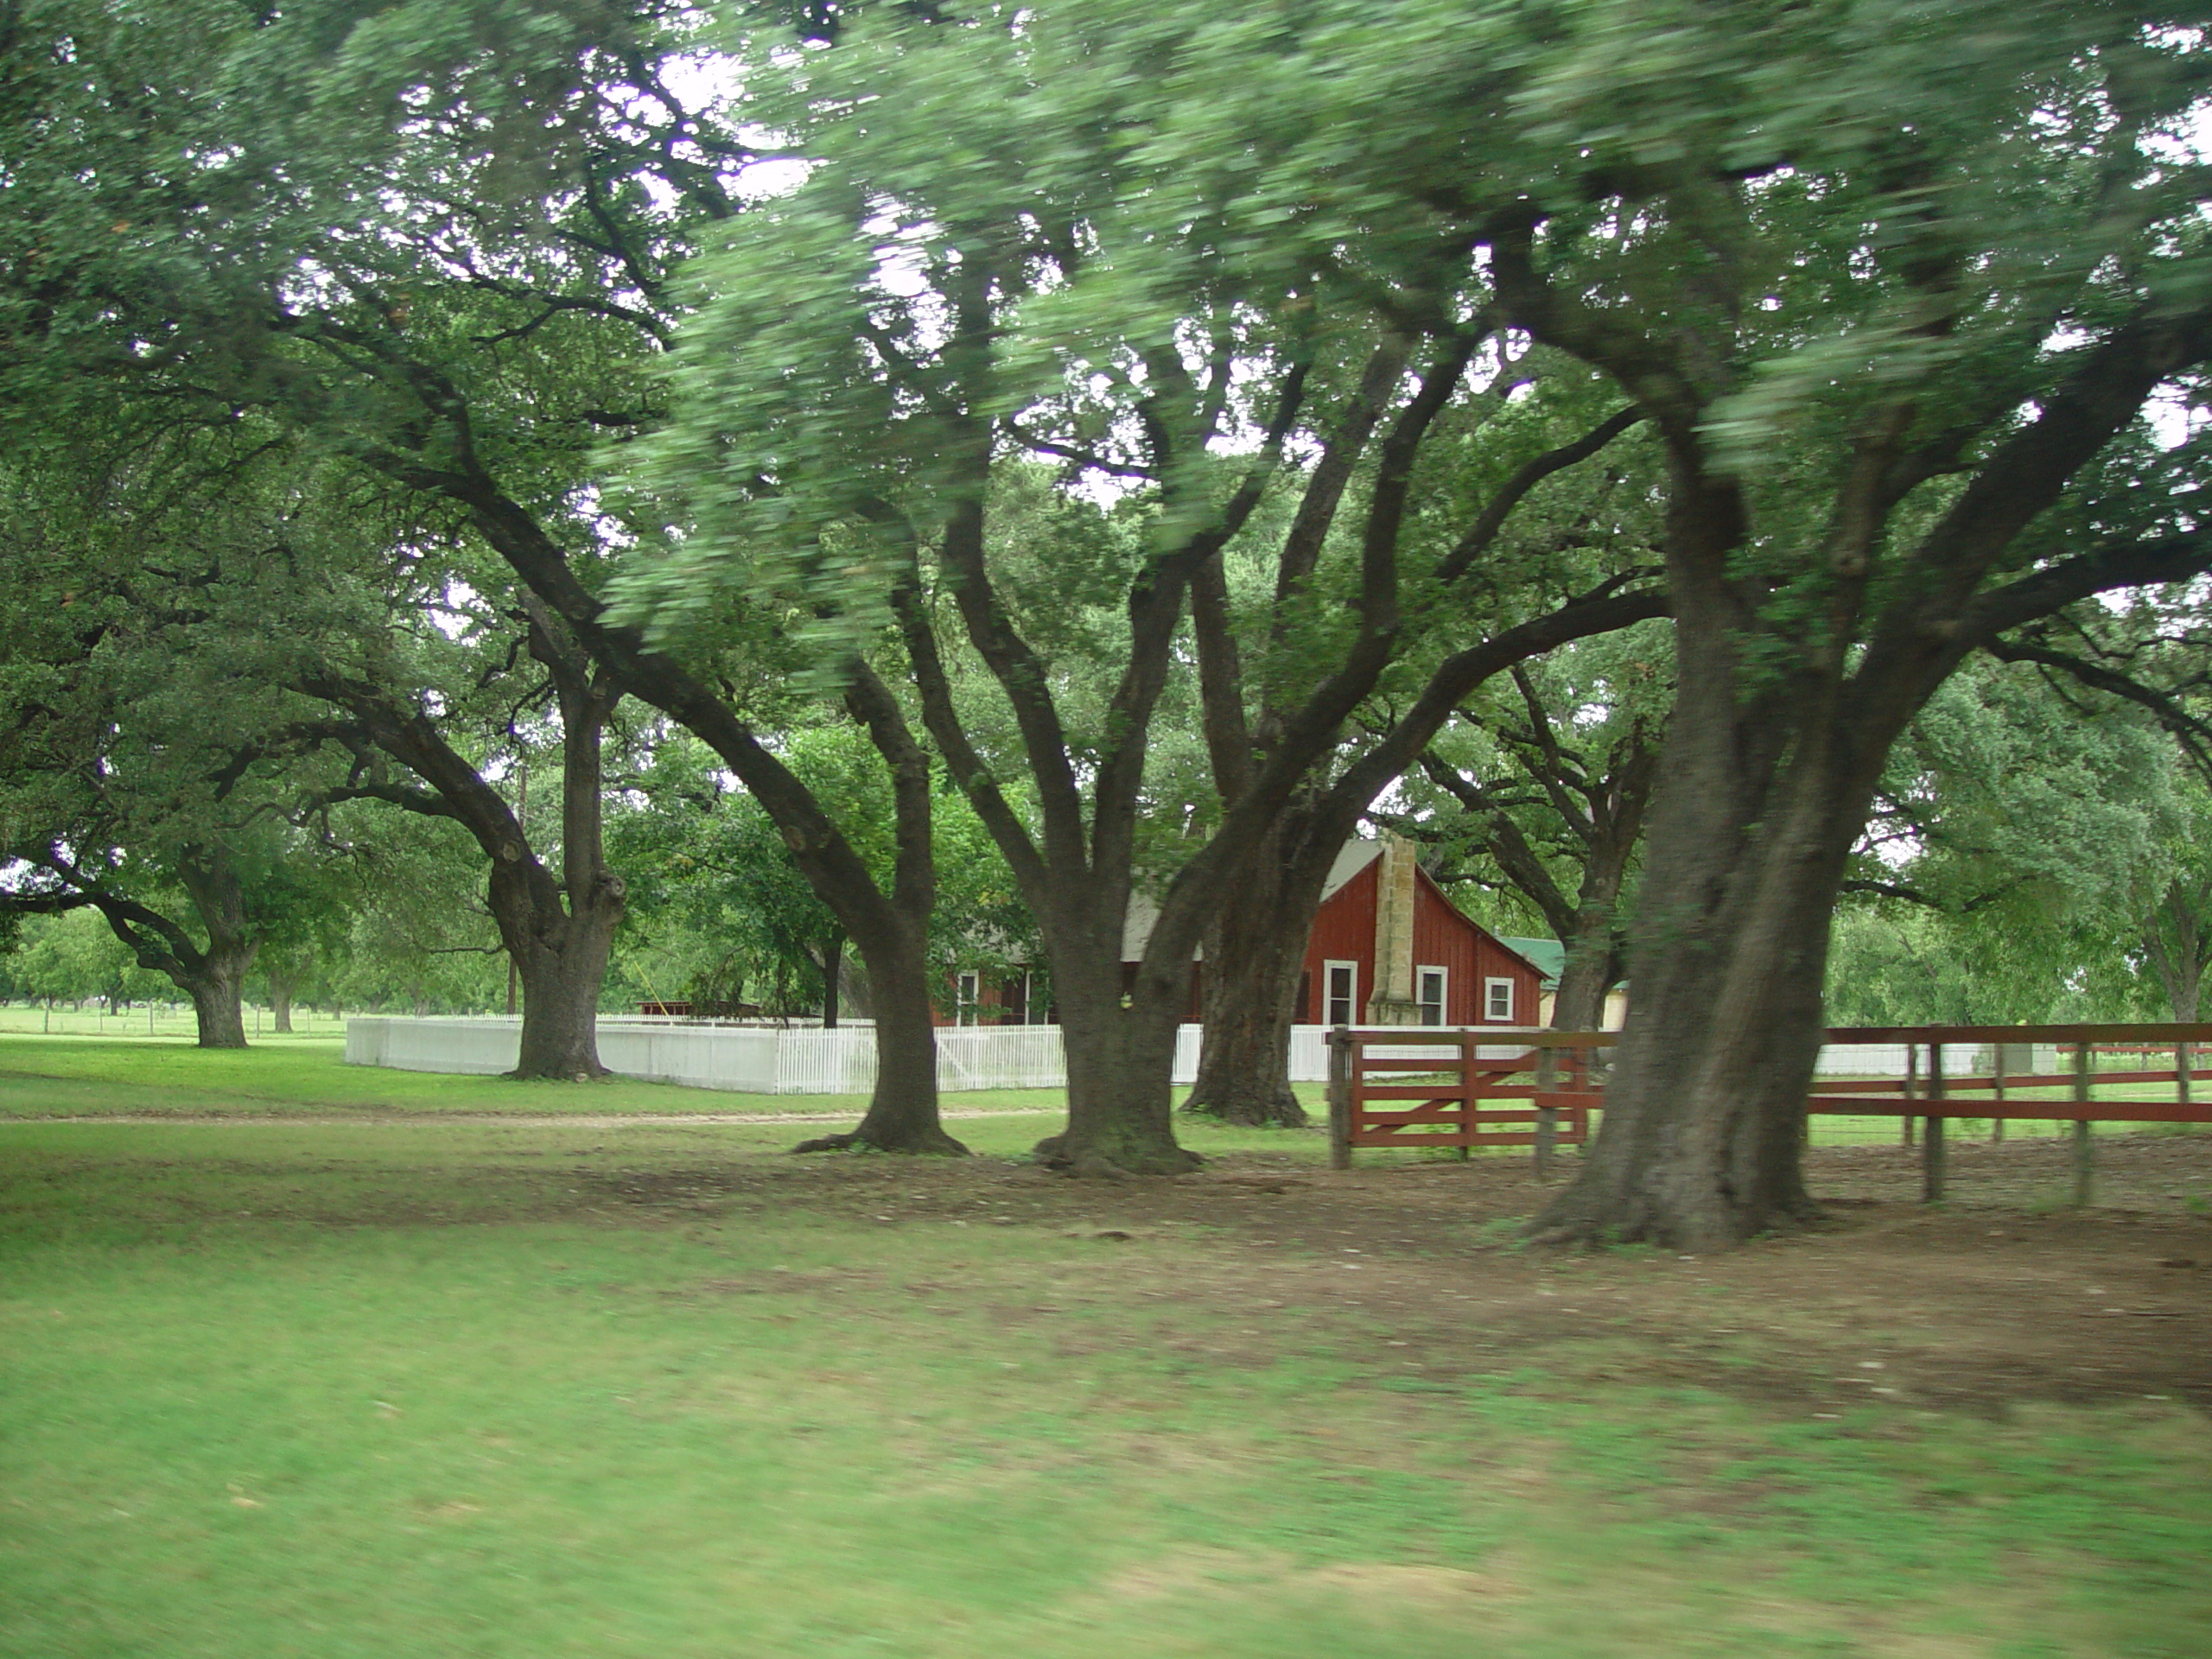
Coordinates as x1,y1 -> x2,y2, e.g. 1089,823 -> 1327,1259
0,0 -> 970,1144
619,5 -> 1664,1169
1088,0 -> 2212,1241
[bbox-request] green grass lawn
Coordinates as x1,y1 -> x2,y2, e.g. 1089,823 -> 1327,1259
3,1043 -> 2209,1656
0,1032 -> 1073,1122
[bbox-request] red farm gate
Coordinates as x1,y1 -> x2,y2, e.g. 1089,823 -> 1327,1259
1325,1022 -> 2212,1205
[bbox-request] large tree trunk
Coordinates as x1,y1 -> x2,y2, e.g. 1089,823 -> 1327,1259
1548,928 -> 1621,1032
488,611 -> 633,1081
796,929 -> 966,1154
785,665 -> 965,1156
1182,817 -> 1318,1128
505,886 -> 622,1079
1532,674 -> 1870,1247
166,849 -> 259,1050
182,944 -> 252,1049
1034,953 -> 1200,1176
1184,938 -> 1308,1126
266,963 -> 301,1034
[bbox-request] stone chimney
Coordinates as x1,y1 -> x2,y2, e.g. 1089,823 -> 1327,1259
1367,833 -> 1421,1025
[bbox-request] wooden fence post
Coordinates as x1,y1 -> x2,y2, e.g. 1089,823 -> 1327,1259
1327,1026 -> 1353,1172
2072,1039 -> 2094,1208
1922,1039 -> 1947,1203
1456,1029 -> 1473,1162
1535,1041 -> 1558,1182
2180,1041 -> 2193,1119
1991,1042 -> 2005,1143
1902,1042 -> 1918,1146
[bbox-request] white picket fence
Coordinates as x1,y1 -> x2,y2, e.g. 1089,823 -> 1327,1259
345,1016 -> 1991,1098
346,1016 -> 1154,1096
1811,1042 -> 2059,1078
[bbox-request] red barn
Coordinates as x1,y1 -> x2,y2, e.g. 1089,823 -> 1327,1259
1294,838 -> 1547,1027
1119,836 -> 1548,1027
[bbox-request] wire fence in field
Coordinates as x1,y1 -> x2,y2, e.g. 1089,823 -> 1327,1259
0,1002 -> 340,1039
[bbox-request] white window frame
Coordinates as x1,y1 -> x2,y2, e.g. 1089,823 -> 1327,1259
955,969 -> 982,1026
1324,960 -> 1359,1027
1020,969 -> 1050,1026
1484,976 -> 1516,1023
1415,966 -> 1448,1027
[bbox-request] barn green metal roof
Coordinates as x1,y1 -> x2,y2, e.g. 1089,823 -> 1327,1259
1496,937 -> 1565,986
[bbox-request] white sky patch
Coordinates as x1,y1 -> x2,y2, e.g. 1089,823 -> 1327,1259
423,576 -> 485,642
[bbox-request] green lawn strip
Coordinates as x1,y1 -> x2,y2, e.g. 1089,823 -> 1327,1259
0,1007 -> 346,1041
2,1122 -> 2207,1656
0,1035 -> 1069,1122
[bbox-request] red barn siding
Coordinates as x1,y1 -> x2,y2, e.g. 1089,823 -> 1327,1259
1417,870 -> 1543,1025
1116,841 -> 1548,1029
1295,860 -> 1541,1026
1410,874 -> 1483,1022
1303,860 -> 1380,1022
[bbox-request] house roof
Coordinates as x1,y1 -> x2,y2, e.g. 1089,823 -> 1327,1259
1120,840 -> 1383,961
1122,841 -> 1554,982
1497,936 -> 1565,986
1319,838 -> 1382,903
1122,840 -> 1386,962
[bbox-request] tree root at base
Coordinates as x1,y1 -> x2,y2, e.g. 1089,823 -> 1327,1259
1522,1193 -> 1828,1251
1031,1132 -> 1204,1179
1177,1092 -> 1309,1129
790,1128 -> 970,1156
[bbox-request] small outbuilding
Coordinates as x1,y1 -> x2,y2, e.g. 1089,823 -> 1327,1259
1294,837 -> 1548,1028
1116,835 -> 1549,1028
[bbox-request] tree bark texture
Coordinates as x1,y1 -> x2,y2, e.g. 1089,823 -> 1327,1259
1530,701 -> 1867,1246
2142,879 -> 2209,1022
1184,933 -> 1308,1127
1033,947 -> 1200,1177
442,486 -> 962,1151
266,963 -> 301,1033
181,945 -> 252,1048
1181,813 -> 1327,1128
500,871 -> 622,1079
1487,194 -> 2212,1248
1547,932 -> 1621,1033
795,929 -> 966,1155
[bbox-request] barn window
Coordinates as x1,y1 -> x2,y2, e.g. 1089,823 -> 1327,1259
956,970 -> 981,1026
1020,971 -> 1051,1025
1484,976 -> 1516,1022
1325,961 -> 1358,1027
1415,966 -> 1447,1027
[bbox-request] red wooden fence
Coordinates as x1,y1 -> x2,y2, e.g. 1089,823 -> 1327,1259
1325,1028 -> 1609,1176
1325,1022 -> 2212,1205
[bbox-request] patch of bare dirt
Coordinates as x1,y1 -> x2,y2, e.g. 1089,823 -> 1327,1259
558,1132 -> 2212,1416
1093,1547 -> 1519,1611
